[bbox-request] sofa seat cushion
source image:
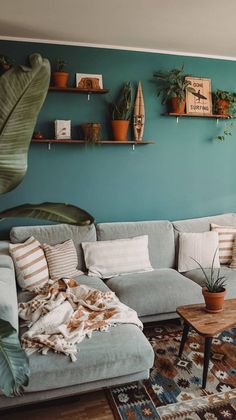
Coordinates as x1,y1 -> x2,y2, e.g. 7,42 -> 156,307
183,268 -> 236,299
106,269 -> 203,317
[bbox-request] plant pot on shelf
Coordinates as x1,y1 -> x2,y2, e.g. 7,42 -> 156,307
202,287 -> 226,313
52,72 -> 69,88
171,97 -> 186,114
81,123 -> 101,144
216,99 -> 230,116
112,120 -> 129,141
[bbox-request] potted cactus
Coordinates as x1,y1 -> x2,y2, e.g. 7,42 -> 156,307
51,59 -> 69,88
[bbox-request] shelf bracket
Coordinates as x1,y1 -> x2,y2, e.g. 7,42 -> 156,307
132,144 -> 135,151
87,93 -> 90,101
48,142 -> 51,151
216,118 -> 219,125
176,117 -> 179,124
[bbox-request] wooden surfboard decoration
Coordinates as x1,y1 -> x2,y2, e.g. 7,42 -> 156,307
133,81 -> 145,141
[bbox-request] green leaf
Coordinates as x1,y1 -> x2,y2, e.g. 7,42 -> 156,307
0,319 -> 30,396
0,202 -> 94,225
0,54 -> 50,194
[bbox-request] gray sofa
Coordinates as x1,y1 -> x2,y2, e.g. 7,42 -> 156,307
0,212 -> 236,409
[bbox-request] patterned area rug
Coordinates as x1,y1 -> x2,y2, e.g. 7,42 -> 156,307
107,321 -> 236,419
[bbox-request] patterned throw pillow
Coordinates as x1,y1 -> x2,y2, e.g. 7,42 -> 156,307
43,239 -> 83,280
211,223 -> 236,264
9,236 -> 49,291
81,235 -> 153,279
230,236 -> 236,268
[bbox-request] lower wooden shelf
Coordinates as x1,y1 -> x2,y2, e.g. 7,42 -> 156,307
31,138 -> 155,150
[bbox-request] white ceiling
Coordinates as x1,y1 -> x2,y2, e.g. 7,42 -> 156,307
1,0 -> 236,59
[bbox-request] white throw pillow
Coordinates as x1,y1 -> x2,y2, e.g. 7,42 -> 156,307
43,239 -> 83,280
178,231 -> 220,272
9,236 -> 49,291
81,235 -> 153,279
211,223 -> 236,264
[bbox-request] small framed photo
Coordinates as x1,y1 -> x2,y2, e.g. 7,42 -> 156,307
76,73 -> 103,90
55,120 -> 71,139
185,77 -> 212,115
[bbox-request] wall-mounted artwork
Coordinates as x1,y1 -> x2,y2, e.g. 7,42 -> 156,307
76,73 -> 103,90
185,77 -> 212,115
133,81 -> 145,141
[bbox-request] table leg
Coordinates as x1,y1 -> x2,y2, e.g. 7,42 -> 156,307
202,336 -> 212,389
178,322 -> 190,358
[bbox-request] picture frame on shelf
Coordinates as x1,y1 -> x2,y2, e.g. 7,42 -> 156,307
185,77 -> 212,115
76,73 -> 103,90
54,120 -> 71,139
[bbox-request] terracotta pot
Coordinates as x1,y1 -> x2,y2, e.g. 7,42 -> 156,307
171,97 -> 186,114
52,72 -> 69,88
202,288 -> 226,313
81,123 -> 101,143
112,120 -> 129,141
216,99 -> 230,116
2,64 -> 10,72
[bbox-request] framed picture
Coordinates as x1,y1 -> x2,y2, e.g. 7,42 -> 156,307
185,77 -> 212,115
76,73 -> 103,90
54,120 -> 71,139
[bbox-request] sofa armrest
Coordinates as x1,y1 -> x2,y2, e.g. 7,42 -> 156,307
0,241 -> 18,332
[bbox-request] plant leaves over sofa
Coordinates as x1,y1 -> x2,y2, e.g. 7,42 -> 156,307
0,202 -> 94,225
0,319 -> 30,396
0,53 -> 50,194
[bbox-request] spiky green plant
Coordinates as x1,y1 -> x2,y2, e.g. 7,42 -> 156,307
191,249 -> 226,293
111,82 -> 133,120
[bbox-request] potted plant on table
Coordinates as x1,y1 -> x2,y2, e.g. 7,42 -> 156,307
213,89 -> 236,116
153,65 -> 195,113
110,82 -> 133,141
192,250 -> 227,313
51,59 -> 69,88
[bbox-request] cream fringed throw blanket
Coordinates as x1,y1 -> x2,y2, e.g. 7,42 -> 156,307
19,279 -> 142,362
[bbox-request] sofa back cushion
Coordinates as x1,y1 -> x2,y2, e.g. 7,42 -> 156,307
10,224 -> 96,271
96,220 -> 175,269
173,213 -> 236,233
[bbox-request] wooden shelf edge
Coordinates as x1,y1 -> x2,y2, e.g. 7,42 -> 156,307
48,87 -> 109,94
31,139 -> 155,145
161,113 -> 235,119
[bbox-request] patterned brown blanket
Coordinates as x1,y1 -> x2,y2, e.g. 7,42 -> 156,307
19,279 -> 142,361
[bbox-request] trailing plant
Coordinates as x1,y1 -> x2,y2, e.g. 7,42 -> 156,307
111,82 -> 133,120
213,89 -> 236,116
215,121 -> 234,142
0,319 -> 30,396
153,65 -> 195,105
191,249 -> 226,293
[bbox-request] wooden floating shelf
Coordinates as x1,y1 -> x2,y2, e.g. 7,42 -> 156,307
48,87 -> 109,94
162,113 -> 235,119
32,139 -> 154,145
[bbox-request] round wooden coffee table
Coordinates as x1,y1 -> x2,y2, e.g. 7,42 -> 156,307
176,299 -> 236,389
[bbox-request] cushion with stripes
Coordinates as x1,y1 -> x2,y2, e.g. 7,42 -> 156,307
9,236 -> 49,291
43,239 -> 83,280
211,223 -> 236,264
230,236 -> 236,268
81,235 -> 153,279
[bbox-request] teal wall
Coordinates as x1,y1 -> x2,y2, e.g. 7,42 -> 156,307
1,39 -> 236,236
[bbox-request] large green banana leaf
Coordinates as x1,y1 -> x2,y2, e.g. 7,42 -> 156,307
0,54 -> 50,194
0,202 -> 94,225
0,319 -> 30,396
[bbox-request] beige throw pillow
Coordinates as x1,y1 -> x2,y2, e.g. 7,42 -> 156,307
178,231 -> 220,272
229,236 -> 236,268
43,239 -> 83,280
211,223 -> 236,264
9,236 -> 49,291
81,235 -> 153,279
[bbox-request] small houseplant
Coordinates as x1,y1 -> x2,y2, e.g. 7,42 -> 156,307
153,65 -> 194,113
192,250 -> 226,313
214,89 -> 236,116
51,59 -> 69,88
110,82 -> 133,141
0,55 -> 13,72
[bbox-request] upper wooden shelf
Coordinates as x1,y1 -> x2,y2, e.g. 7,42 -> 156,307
31,139 -> 155,150
161,113 -> 235,119
48,86 -> 109,94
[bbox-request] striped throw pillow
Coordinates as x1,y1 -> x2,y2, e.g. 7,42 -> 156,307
9,236 -> 49,291
230,236 -> 236,268
211,223 -> 236,264
43,239 -> 83,280
81,235 -> 153,279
